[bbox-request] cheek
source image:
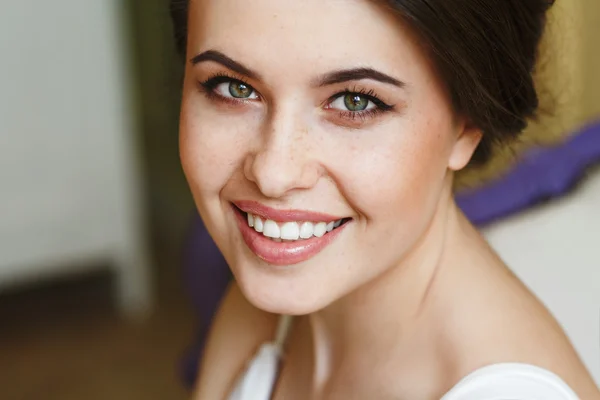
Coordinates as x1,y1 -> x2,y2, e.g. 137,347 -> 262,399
337,115 -> 454,226
179,95 -> 253,198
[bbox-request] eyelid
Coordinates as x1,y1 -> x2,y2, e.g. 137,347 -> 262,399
320,87 -> 396,127
198,73 -> 262,103
201,71 -> 253,86
324,88 -> 394,111
202,75 -> 251,90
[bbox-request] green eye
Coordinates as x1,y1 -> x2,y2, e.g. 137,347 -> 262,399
229,81 -> 253,98
343,94 -> 369,111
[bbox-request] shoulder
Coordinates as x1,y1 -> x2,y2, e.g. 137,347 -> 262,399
442,363 -> 581,400
192,282 -> 279,400
436,255 -> 600,399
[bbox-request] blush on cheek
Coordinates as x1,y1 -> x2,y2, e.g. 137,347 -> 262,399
180,127 -> 235,193
343,116 -> 451,236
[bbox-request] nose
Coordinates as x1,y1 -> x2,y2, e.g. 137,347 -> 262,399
244,109 -> 323,199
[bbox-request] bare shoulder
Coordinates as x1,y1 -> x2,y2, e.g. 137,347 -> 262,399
192,282 -> 279,400
441,258 -> 600,399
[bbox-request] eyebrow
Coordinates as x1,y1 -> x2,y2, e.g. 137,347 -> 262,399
315,68 -> 406,89
190,50 -> 406,89
190,50 -> 261,81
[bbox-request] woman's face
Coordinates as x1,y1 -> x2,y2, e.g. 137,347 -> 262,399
180,0 -> 479,314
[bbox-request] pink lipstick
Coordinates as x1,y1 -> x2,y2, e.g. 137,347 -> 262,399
232,201 -> 349,266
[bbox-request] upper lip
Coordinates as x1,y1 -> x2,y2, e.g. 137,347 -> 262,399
233,200 -> 346,223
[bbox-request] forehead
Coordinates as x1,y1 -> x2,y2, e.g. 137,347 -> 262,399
188,0 -> 430,82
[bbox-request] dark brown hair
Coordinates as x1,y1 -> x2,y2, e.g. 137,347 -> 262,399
169,0 -> 554,164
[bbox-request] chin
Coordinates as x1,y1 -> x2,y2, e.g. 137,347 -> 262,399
232,260 -> 336,316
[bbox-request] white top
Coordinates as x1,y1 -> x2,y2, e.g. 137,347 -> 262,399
229,316 -> 580,400
442,363 -> 580,399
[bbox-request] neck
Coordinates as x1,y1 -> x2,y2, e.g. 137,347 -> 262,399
307,181 -> 463,392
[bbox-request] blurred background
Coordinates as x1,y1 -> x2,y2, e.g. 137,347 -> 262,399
0,1 -> 598,399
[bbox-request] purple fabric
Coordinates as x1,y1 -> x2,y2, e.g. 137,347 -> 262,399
182,216 -> 231,318
456,122 -> 600,226
180,121 -> 600,388
180,215 -> 231,388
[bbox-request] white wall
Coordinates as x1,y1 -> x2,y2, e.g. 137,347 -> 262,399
0,1 -> 151,316
483,169 -> 600,385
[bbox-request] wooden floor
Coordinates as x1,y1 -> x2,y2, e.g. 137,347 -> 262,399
0,262 -> 197,400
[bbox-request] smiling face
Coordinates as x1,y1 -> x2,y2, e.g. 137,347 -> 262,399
180,0 -> 480,314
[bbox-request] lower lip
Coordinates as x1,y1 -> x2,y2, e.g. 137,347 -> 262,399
233,207 -> 348,266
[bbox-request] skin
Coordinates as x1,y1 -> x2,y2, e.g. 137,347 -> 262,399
179,0 -> 600,398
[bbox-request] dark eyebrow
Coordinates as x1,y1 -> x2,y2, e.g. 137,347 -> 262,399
315,68 -> 406,89
190,50 -> 261,81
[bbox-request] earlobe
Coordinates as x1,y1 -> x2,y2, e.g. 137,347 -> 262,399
448,124 -> 483,171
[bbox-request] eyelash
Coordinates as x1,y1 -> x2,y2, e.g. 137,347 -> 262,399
326,87 -> 394,121
197,74 -> 395,121
197,72 -> 255,104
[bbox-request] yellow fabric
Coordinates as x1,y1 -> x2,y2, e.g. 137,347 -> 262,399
456,0 -> 600,189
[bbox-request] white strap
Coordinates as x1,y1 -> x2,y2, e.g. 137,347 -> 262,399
228,343 -> 282,400
228,316 -> 294,400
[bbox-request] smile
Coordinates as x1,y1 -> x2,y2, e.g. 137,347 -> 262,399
246,214 -> 345,242
232,201 -> 351,266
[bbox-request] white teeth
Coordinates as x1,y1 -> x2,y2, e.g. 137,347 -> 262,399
299,222 -> 314,239
280,222 -> 300,240
245,212 -> 344,241
313,222 -> 327,237
263,220 -> 281,238
254,216 -> 264,233
326,222 -> 335,232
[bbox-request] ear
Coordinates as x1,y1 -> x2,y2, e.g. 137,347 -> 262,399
448,121 -> 482,171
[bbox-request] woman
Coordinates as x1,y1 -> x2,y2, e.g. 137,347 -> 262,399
172,0 -> 600,398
